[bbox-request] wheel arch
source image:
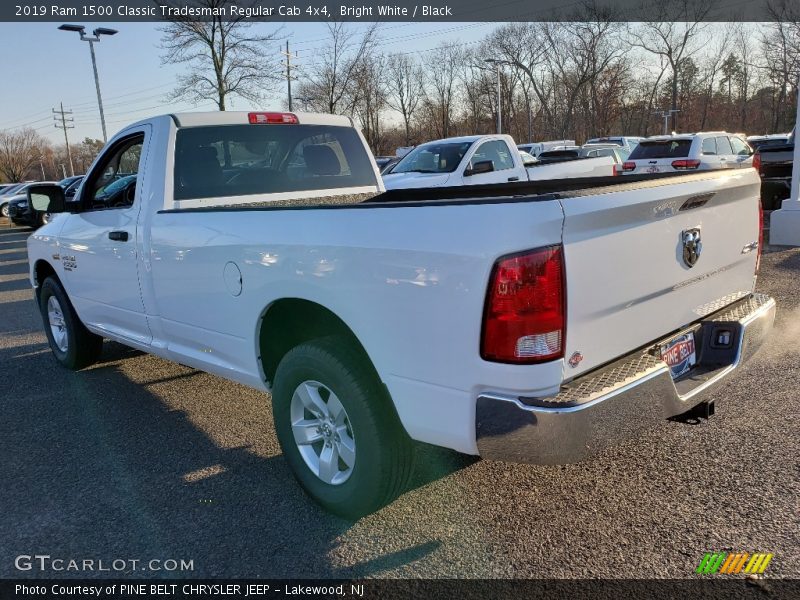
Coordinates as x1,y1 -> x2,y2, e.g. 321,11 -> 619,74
257,298 -> 379,388
33,259 -> 60,303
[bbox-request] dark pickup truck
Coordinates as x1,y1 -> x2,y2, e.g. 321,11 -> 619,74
754,129 -> 794,210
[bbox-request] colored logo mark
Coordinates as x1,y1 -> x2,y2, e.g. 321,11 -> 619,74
696,552 -> 773,575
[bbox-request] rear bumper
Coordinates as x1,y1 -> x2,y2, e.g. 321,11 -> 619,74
475,293 -> 776,464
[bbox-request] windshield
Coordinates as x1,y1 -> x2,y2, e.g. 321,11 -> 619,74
629,140 -> 692,159
390,141 -> 473,174
0,183 -> 24,196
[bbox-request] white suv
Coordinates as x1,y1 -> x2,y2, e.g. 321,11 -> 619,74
619,132 -> 753,175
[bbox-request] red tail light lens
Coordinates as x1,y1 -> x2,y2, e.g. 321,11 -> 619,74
621,161 -> 636,171
671,159 -> 701,170
248,112 -> 299,124
481,245 -> 566,364
752,152 -> 761,172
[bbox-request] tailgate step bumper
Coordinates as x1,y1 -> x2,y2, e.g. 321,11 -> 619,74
475,293 -> 775,464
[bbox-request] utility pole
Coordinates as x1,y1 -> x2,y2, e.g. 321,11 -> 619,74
653,109 -> 680,135
280,41 -> 298,111
53,102 -> 75,177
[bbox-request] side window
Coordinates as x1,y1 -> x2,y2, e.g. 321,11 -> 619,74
83,133 -> 144,211
471,140 -> 515,172
701,137 -> 717,155
730,136 -> 752,156
715,136 -> 733,155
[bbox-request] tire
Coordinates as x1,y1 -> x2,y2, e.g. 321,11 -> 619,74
272,336 -> 414,519
0,203 -> 8,218
39,276 -> 103,370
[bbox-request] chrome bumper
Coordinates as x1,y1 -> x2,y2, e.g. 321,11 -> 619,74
475,293 -> 776,464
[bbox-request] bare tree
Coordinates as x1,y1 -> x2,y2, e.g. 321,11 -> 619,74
296,22 -> 379,114
0,128 -> 48,182
422,42 -> 465,138
628,0 -> 715,130
352,54 -> 388,153
159,0 -> 281,110
385,53 -> 424,145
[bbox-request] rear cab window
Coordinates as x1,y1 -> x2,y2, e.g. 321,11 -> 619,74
629,139 -> 692,160
173,125 -> 378,201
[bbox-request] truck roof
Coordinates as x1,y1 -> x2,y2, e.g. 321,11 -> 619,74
123,111 -> 355,130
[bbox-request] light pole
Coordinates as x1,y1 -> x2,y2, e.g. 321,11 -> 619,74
653,109 -> 680,135
59,24 -> 118,142
485,59 -> 512,134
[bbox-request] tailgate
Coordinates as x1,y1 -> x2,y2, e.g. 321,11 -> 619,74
560,170 -> 760,378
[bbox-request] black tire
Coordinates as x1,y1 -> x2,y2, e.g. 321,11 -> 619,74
272,336 -> 414,519
39,276 -> 103,370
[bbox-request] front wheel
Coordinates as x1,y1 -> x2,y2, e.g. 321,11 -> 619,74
272,336 -> 414,519
0,202 -> 8,218
39,277 -> 103,370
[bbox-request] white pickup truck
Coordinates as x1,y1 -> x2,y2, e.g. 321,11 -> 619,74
26,111 -> 775,518
382,134 -> 615,190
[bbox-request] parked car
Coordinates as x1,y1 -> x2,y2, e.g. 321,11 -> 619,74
63,176 -> 85,200
753,128 -> 794,210
379,156 -> 402,174
373,156 -> 396,170
4,182 -> 57,224
0,183 -> 29,218
383,134 -> 615,190
517,140 -> 576,157
58,175 -> 84,190
518,150 -> 537,166
619,132 -> 753,175
25,111 -> 773,518
0,183 -> 19,195
584,136 -> 644,153
746,133 -> 791,152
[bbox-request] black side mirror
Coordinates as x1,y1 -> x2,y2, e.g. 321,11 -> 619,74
28,184 -> 67,214
465,160 -> 494,176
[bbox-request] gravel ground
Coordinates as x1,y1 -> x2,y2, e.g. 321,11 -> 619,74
0,221 -> 797,580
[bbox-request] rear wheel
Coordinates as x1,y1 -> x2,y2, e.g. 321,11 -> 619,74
0,202 -> 8,218
39,277 -> 103,370
272,336 -> 414,519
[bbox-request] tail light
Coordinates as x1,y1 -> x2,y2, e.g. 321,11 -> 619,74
752,151 -> 761,172
248,112 -> 299,124
621,161 -> 636,172
481,245 -> 566,364
671,159 -> 701,170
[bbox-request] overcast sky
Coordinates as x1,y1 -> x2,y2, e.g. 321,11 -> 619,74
0,21 -> 495,144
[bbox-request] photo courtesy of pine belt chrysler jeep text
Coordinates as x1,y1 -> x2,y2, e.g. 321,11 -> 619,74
25,111 -> 775,518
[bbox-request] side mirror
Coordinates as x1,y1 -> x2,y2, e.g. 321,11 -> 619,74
465,160 -> 494,176
28,184 -> 67,214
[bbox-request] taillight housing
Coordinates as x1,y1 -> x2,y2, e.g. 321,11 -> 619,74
621,161 -> 636,172
752,151 -> 761,172
248,112 -> 299,124
671,159 -> 701,170
481,245 -> 566,364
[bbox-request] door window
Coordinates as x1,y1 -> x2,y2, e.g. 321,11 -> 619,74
715,136 -> 733,155
730,136 -> 752,156
470,140 -> 516,172
82,134 -> 145,211
701,138 -> 717,155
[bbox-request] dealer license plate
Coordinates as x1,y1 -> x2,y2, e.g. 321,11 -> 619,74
660,332 -> 696,379
647,165 -> 661,173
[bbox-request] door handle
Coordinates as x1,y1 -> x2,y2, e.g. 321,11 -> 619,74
508,176 -> 520,182
108,231 -> 129,242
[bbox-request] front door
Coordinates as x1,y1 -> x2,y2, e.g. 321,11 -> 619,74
58,127 -> 152,346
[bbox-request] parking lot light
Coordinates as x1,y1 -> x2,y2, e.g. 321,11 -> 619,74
59,24 -> 118,142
